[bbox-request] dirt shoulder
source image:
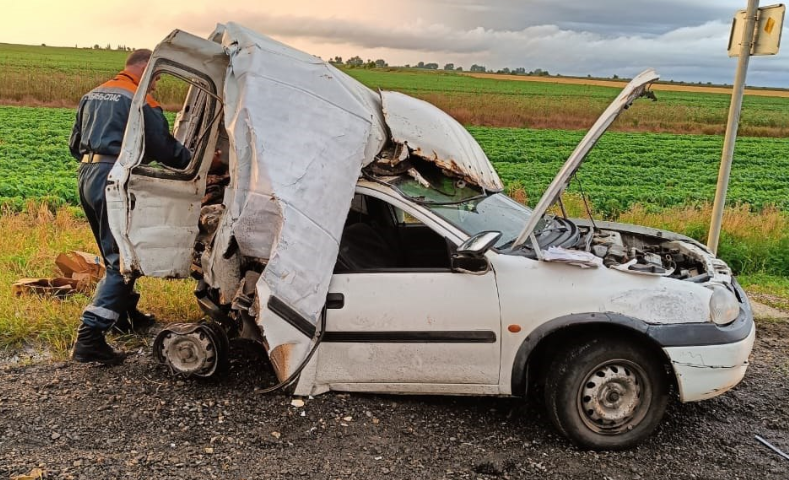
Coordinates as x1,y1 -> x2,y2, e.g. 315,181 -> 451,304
1,319 -> 787,480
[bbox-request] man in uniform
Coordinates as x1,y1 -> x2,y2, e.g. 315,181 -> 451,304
69,49 -> 191,364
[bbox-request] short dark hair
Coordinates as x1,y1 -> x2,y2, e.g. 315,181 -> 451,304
125,49 -> 153,67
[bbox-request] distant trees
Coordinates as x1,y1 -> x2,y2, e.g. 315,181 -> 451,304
470,64 -> 486,72
337,55 -> 390,69
443,63 -> 454,70
345,56 -> 364,66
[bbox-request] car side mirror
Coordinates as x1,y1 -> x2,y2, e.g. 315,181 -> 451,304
456,231 -> 502,256
452,231 -> 500,274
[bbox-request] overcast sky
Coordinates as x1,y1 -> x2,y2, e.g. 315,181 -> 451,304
3,0 -> 788,87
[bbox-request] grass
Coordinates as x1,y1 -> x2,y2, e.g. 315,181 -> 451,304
1,201 -> 787,357
738,274 -> 789,312
343,68 -> 789,136
5,105 -> 789,216
2,43 -> 789,135
0,205 -> 202,357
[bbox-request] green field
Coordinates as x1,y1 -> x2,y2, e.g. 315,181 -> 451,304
3,43 -> 789,136
3,105 -> 788,214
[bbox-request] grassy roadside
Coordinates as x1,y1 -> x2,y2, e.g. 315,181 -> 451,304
0,205 -> 201,356
1,204 -> 787,358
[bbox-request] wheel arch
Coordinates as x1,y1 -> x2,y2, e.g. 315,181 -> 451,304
510,313 -> 676,397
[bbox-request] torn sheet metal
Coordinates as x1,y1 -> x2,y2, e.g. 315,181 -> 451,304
380,91 -> 503,192
217,23 -> 387,379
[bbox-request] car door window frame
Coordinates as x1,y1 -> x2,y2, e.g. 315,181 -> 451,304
338,187 -> 476,273
131,59 -> 222,181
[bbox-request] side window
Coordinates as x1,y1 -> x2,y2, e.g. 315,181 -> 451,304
133,63 -> 222,181
335,194 -> 452,272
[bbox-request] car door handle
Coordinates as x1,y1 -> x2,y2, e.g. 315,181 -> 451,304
326,293 -> 344,309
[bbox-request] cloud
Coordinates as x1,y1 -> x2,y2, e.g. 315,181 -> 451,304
173,10 -> 788,86
418,0 -> 740,35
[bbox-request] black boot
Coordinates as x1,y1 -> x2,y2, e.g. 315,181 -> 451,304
113,293 -> 156,334
71,324 -> 126,365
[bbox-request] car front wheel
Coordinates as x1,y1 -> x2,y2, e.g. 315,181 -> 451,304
543,336 -> 669,450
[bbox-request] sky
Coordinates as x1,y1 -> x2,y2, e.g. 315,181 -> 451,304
2,0 -> 788,87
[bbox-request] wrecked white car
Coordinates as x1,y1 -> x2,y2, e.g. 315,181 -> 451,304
106,23 -> 755,450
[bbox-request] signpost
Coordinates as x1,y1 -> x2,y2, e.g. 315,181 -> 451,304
707,2 -> 785,254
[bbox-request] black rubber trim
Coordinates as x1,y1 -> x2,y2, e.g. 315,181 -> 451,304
267,296 -> 316,338
510,279 -> 754,395
322,330 -> 496,343
338,268 -> 453,274
326,293 -> 345,309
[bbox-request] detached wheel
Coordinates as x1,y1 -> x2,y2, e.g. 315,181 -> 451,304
544,336 -> 669,450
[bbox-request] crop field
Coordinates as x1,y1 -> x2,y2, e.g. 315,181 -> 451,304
4,105 -> 789,214
3,44 -> 789,135
2,104 -> 789,278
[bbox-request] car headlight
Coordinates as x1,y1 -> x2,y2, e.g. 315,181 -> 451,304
708,284 -> 740,325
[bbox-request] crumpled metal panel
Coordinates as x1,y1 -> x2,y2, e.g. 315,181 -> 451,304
380,91 -> 503,192
217,23 -> 387,378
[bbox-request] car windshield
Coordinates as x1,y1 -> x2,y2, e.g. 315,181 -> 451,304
428,194 -> 533,249
389,177 -> 533,249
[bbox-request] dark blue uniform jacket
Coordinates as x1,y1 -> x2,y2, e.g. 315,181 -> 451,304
69,70 -> 190,169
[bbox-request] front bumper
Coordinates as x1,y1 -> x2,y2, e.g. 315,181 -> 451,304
663,323 -> 755,402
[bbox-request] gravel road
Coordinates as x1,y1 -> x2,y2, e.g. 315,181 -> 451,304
1,320 -> 787,480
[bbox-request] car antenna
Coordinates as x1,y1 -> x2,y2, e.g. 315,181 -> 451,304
557,196 -> 569,218
574,173 -> 597,230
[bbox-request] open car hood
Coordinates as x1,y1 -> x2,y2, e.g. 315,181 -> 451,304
511,69 -> 659,249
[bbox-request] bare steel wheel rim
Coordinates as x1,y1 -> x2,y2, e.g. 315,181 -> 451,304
577,359 -> 649,435
161,330 -> 216,375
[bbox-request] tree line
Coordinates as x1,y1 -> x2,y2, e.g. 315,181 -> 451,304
329,56 -> 554,76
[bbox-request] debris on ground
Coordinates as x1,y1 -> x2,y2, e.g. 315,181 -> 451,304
12,251 -> 103,297
10,468 -> 44,480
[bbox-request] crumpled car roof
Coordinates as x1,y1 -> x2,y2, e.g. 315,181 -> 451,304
216,22 -> 502,377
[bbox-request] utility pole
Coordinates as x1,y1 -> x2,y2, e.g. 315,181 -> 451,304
707,0 -> 759,254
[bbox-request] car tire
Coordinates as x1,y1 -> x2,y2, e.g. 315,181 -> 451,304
543,336 -> 669,450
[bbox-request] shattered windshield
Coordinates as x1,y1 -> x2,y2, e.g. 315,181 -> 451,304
390,177 -> 532,249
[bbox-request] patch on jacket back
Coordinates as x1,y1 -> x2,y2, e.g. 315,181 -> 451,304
86,92 -> 123,102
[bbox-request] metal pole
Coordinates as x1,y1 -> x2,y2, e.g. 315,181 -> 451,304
708,0 -> 760,253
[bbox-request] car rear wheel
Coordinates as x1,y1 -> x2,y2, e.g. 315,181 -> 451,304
543,336 -> 669,450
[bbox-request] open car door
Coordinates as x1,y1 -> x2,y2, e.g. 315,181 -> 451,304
106,30 -> 228,278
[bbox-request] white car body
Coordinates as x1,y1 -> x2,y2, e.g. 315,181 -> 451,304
105,22 -> 754,448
